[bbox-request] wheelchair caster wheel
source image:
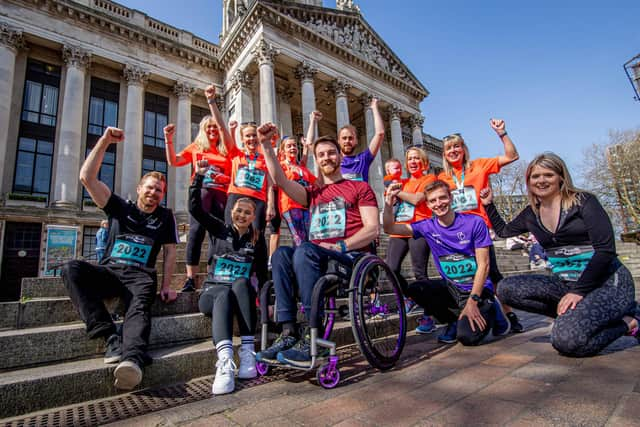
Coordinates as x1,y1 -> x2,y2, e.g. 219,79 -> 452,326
256,362 -> 270,376
316,363 -> 340,389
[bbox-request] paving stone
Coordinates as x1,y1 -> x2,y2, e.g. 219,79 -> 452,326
423,395 -> 527,426
353,392 -> 445,427
606,392 -> 640,427
482,352 -> 536,369
475,376 -> 552,405
526,392 -> 618,427
290,396 -> 371,426
511,361 -> 574,384
227,395 -> 308,425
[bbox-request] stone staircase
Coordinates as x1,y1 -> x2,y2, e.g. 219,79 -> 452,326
1,230 -> 638,419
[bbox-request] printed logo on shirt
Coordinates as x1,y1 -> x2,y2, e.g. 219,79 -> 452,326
456,231 -> 470,244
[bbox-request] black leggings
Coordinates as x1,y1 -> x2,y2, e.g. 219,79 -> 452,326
198,278 -> 257,344
407,279 -> 496,346
225,193 -> 267,233
499,264 -> 636,357
385,236 -> 430,293
488,244 -> 503,286
186,188 -> 227,265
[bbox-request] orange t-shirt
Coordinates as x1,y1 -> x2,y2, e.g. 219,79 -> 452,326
438,157 -> 501,227
178,142 -> 239,191
278,160 -> 316,213
390,173 -> 436,238
227,152 -> 270,201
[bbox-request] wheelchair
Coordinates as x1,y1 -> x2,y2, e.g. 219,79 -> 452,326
256,254 -> 407,388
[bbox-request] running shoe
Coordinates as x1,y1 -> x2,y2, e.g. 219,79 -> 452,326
255,333 -> 297,364
415,315 -> 436,334
104,333 -> 122,364
277,333 -> 329,368
212,357 -> 236,395
437,321 -> 458,344
238,347 -> 257,379
114,360 -> 143,390
181,277 -> 196,292
506,312 -> 524,333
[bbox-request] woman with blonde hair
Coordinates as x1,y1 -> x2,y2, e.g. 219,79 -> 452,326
480,153 -> 639,357
438,119 -> 523,332
164,85 -> 237,292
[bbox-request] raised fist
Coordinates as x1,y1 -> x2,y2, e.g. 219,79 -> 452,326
310,111 -> 323,121
490,119 -> 506,134
204,84 -> 216,100
103,126 -> 124,144
163,124 -> 175,137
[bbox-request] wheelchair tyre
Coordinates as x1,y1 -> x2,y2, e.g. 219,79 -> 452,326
349,255 -> 406,371
316,363 -> 340,389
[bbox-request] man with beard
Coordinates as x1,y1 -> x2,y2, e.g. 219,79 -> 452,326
62,126 -> 179,390
327,97 -> 384,182
254,122 -> 379,367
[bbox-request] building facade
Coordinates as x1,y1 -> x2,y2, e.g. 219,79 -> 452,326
0,0 -> 440,300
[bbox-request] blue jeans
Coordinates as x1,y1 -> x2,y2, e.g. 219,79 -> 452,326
271,242 -> 357,324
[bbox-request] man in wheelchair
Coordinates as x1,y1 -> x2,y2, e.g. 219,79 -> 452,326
383,180 -> 511,345
255,123 -> 379,367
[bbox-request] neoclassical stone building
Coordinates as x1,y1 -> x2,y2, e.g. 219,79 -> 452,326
0,0 -> 440,300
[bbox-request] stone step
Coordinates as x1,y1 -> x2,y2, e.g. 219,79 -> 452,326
0,313 -> 211,370
1,292 -> 202,329
0,313 -> 404,419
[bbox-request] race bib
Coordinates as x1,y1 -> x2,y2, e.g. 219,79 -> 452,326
309,198 -> 346,240
109,234 -> 153,267
211,254 -> 252,283
451,186 -> 478,212
439,253 -> 477,284
235,166 -> 265,191
202,165 -> 228,190
547,245 -> 594,282
343,173 -> 363,182
394,201 -> 415,223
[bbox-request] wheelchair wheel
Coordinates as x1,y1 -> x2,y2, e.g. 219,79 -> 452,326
316,362 -> 340,389
349,255 -> 406,370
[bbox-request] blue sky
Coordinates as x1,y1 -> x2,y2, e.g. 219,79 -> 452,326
118,0 -> 640,172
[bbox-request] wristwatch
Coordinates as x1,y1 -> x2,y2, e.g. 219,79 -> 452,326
470,293 -> 482,303
337,240 -> 347,253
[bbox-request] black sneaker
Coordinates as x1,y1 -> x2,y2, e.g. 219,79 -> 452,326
506,312 -> 524,333
255,333 -> 297,363
104,333 -> 122,364
181,277 -> 196,292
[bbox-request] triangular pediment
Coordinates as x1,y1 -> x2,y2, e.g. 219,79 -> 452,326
221,0 -> 428,99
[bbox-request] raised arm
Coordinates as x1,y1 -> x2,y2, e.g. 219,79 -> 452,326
368,97 -> 385,157
163,124 -> 189,167
205,85 -> 234,153
80,127 -> 122,208
257,122 -> 308,207
490,119 -> 519,167
301,111 -> 321,167
479,187 -> 529,237
189,161 -> 227,238
382,187 -> 413,236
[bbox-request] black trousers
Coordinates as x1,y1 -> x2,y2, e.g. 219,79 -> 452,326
407,279 -> 496,346
385,236 -> 430,293
62,260 -> 157,365
198,278 -> 257,344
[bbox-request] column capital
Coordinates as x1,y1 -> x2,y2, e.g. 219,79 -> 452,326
295,61 -> 317,82
62,45 -> 91,70
173,81 -> 195,99
123,64 -> 149,86
252,39 -> 278,66
329,78 -> 351,98
0,23 -> 25,52
388,104 -> 402,121
230,69 -> 253,92
410,114 -> 425,129
358,93 -> 373,108
277,87 -> 294,103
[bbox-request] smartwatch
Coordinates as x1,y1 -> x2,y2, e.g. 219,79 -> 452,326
470,293 -> 482,303
337,240 -> 347,253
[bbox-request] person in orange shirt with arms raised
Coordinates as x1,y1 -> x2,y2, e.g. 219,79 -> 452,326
385,147 -> 437,334
164,85 -> 236,292
438,119 -> 523,333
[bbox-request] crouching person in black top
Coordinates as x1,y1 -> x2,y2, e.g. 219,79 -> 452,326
62,127 -> 179,390
190,160 -> 268,395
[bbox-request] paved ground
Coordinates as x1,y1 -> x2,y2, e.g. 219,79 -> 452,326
105,312 -> 640,427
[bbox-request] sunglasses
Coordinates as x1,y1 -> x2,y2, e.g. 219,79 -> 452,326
240,121 -> 257,126
442,133 -> 462,141
405,144 -> 425,152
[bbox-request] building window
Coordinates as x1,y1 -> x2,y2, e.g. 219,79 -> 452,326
143,93 -> 169,206
82,225 -> 99,261
84,78 -> 119,201
191,106 -> 209,141
13,59 -> 61,200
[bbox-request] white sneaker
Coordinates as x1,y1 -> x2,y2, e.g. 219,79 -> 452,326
114,360 -> 143,390
212,357 -> 236,395
238,347 -> 257,379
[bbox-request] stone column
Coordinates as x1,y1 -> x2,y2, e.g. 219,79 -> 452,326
295,62 -> 318,170
121,65 -> 148,200
389,105 -> 405,171
252,40 -> 278,124
360,94 -> 384,205
411,114 -> 425,146
52,45 -> 91,208
330,78 -> 351,131
173,81 -> 194,221
0,24 -> 25,194
230,70 -> 254,146
277,87 -> 294,137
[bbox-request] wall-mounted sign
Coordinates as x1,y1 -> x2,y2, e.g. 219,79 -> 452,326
44,225 -> 78,276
